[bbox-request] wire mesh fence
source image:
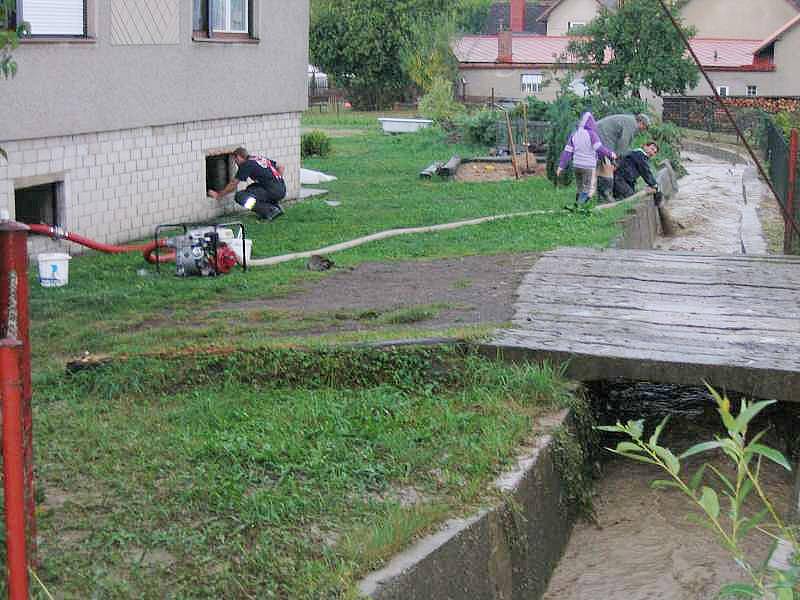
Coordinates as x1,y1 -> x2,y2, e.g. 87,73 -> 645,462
763,119 -> 799,253
494,119 -> 550,151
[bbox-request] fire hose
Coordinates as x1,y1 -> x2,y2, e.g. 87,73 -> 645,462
28,224 -> 173,264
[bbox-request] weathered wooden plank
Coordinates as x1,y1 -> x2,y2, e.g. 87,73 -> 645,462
525,263 -> 800,291
502,321 -> 800,365
517,277 -> 800,303
550,247 -> 800,267
513,302 -> 797,333
494,248 -> 800,401
494,329 -> 799,371
510,313 -> 800,349
515,285 -> 800,315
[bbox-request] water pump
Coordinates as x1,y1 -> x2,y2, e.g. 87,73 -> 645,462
154,222 -> 247,277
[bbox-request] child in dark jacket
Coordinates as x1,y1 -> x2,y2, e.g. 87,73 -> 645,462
557,112 -> 616,206
613,142 -> 659,200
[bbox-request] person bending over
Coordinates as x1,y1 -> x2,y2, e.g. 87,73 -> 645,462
613,142 -> 660,200
208,147 -> 286,221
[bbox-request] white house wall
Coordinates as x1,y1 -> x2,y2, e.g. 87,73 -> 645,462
680,0 -> 797,39
1,0 -> 308,251
2,112 -> 301,256
546,0 -> 602,36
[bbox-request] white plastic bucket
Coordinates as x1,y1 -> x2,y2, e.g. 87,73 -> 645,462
228,238 -> 252,264
37,253 -> 71,287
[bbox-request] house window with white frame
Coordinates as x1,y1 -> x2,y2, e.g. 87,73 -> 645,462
11,0 -> 87,37
194,0 -> 253,37
717,85 -> 729,97
746,85 -> 758,97
521,74 -> 543,95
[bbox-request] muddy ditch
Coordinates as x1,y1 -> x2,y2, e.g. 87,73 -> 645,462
543,383 -> 796,600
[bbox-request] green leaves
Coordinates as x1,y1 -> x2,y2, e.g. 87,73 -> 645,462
748,444 -> 791,471
698,486 -> 720,519
565,0 -> 698,96
599,385 -> 800,598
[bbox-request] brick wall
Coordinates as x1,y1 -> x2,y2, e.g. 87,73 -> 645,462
0,112 -> 301,256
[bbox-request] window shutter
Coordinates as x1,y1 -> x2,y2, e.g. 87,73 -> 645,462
22,0 -> 85,36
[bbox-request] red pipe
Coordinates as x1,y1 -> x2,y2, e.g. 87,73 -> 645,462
0,219 -> 36,563
28,224 -> 173,263
0,340 -> 30,600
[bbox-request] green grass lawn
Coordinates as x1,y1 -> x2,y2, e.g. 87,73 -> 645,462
21,119 -> 619,598
29,347 -> 583,599
29,123 -> 628,372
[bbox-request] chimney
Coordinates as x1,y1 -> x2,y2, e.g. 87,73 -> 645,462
510,0 -> 525,33
498,29 -> 513,63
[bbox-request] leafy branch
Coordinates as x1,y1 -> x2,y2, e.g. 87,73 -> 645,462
598,386 -> 798,598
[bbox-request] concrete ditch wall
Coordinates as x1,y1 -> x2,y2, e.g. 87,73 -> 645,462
612,161 -> 679,250
359,411 -> 574,600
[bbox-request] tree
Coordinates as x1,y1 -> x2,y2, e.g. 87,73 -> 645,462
567,0 -> 698,97
1,0 -> 28,79
309,0 -> 492,109
401,17 -> 459,95
0,0 -> 28,160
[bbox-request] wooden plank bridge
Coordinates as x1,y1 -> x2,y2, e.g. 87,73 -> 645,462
487,248 -> 800,402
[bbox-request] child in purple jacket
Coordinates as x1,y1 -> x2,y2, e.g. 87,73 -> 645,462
556,112 -> 616,206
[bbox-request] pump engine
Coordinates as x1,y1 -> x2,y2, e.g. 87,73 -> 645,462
167,227 -> 239,277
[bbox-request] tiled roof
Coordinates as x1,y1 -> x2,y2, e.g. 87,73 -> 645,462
754,13 -> 800,53
454,34 -> 770,71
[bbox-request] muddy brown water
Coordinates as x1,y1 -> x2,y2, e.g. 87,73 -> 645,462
543,384 -> 793,600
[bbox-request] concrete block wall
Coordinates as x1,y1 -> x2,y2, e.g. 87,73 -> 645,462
0,111 -> 300,256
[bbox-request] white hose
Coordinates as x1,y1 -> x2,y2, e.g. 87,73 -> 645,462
248,210 -> 557,267
247,198 -> 634,268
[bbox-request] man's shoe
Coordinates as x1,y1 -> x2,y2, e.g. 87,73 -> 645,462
264,204 -> 284,221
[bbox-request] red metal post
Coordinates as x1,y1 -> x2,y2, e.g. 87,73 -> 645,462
0,219 -> 36,561
0,340 -> 31,600
786,129 -> 798,254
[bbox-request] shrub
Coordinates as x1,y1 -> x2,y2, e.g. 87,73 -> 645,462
512,97 -> 550,121
301,130 -> 332,159
454,108 -> 500,146
418,76 -> 465,126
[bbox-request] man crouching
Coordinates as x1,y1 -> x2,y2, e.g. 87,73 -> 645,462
207,147 -> 286,221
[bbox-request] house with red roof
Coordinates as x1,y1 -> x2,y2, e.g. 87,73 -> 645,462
456,0 -> 800,105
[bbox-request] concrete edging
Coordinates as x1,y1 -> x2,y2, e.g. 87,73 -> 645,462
358,410 -> 574,600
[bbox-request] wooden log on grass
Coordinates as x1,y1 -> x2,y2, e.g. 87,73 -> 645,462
420,162 -> 443,178
438,155 -> 462,178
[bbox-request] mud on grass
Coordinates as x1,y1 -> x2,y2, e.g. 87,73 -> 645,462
27,346 -> 581,599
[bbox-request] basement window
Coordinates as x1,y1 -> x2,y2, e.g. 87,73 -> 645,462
717,85 -> 730,97
15,182 -> 62,225
206,153 -> 233,194
567,21 -> 586,33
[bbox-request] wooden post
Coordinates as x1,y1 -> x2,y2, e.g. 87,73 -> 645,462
505,112 -> 520,179
785,128 -> 798,254
522,103 -> 530,173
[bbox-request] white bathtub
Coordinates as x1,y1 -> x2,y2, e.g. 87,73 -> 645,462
377,117 -> 433,134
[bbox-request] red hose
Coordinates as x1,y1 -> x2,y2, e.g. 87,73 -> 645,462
28,224 -> 173,263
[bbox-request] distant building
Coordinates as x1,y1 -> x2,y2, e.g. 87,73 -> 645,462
456,0 -> 800,105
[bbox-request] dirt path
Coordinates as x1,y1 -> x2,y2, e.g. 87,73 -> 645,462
224,254 -> 539,332
655,152 -> 767,254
